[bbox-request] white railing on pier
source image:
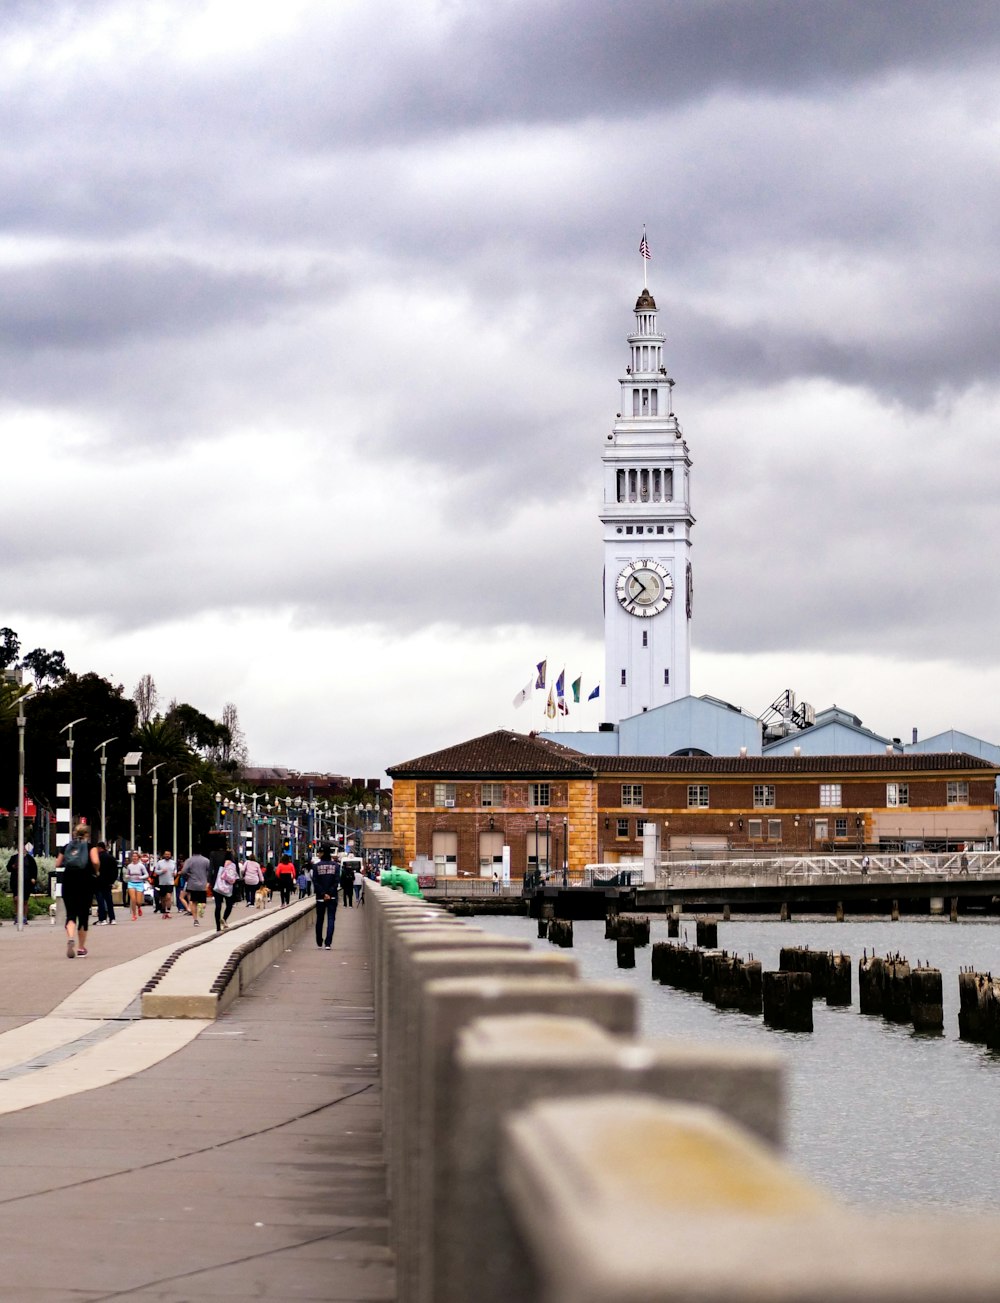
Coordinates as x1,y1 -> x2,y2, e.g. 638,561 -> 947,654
654,849 -> 1000,891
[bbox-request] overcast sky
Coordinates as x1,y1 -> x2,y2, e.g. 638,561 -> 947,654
4,0 -> 1000,779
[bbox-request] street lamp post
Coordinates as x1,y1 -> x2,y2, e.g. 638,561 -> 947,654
170,773 -> 187,859
562,815 -> 568,887
128,779 -> 137,851
94,736 -> 118,845
15,687 -> 36,934
184,782 -> 199,858
149,763 -> 166,857
59,716 -> 87,834
534,813 -> 540,885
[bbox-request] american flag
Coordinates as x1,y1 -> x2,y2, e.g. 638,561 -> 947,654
639,232 -> 651,260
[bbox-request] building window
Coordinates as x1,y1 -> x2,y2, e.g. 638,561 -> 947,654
753,784 -> 776,808
819,784 -> 842,807
687,784 -> 709,809
616,818 -> 629,839
947,781 -> 969,806
664,668 -> 669,685
621,784 -> 643,806
617,469 -> 626,503
768,819 -> 782,840
886,783 -> 909,808
433,783 -> 456,808
835,817 -> 848,838
632,388 -> 640,416
480,783 -> 503,807
814,818 -> 828,841
636,818 -> 647,836
432,830 -> 458,875
529,783 -> 550,807
650,389 -> 658,416
642,630 -> 648,647
748,818 -> 762,839
621,669 -> 627,686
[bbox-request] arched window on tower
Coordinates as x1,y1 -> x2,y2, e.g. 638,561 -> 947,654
616,470 -> 626,503
652,469 -> 661,501
650,389 -> 658,416
632,388 -> 640,416
628,469 -> 637,502
640,469 -> 649,502
641,389 -> 649,415
663,469 -> 674,500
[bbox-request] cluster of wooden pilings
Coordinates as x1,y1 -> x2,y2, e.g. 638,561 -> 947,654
958,969 -> 1000,1048
652,942 -> 763,1015
541,918 -> 574,948
858,951 -> 943,1031
779,946 -> 852,1006
606,915 -> 651,968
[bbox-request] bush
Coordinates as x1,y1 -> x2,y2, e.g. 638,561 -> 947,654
0,893 -> 53,921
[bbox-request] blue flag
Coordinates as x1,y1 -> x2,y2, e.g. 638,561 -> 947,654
588,684 -> 600,701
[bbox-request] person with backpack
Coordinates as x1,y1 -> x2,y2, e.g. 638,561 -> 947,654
340,858 -> 355,907
212,855 -> 239,931
55,821 -> 99,958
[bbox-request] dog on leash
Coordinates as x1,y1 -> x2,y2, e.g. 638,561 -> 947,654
254,885 -> 271,909
49,902 -> 58,924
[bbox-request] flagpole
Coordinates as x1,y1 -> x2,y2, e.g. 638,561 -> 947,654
642,225 -> 648,289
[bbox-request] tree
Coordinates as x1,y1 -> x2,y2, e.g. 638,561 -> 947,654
0,627 -> 20,671
164,702 -> 228,755
21,647 -> 69,685
218,702 -> 248,767
133,673 -> 158,725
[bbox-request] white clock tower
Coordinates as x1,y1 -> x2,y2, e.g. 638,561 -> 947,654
601,284 -> 694,724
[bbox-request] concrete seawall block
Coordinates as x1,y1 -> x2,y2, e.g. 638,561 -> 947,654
439,1017 -> 783,1303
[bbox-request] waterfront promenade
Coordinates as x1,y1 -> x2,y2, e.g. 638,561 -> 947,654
0,903 -> 394,1301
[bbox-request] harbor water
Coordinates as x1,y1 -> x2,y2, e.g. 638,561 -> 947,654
476,913 -> 1000,1208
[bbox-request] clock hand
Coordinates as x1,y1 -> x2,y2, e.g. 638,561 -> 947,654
630,576 -> 648,600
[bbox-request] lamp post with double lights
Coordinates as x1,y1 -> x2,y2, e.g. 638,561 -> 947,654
15,686 -> 37,934
562,815 -> 568,887
149,763 -> 166,858
94,736 -> 118,844
128,779 -> 137,851
170,773 -> 187,860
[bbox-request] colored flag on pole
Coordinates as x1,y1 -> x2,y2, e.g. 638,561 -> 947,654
535,660 -> 547,690
512,676 -> 534,709
555,669 -> 565,701
571,676 -> 582,704
588,684 -> 600,701
639,231 -> 651,260
546,685 -> 557,719
558,697 -> 569,716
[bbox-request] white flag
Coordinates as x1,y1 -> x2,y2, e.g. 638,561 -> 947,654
512,676 -> 534,709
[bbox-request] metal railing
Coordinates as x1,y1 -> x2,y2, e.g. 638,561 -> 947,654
655,850 -> 1000,891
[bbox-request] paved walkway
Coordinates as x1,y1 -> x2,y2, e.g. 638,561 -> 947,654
0,899 -> 394,1301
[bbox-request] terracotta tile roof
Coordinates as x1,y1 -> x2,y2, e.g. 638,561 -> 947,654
387,729 -> 593,778
589,753 -> 999,775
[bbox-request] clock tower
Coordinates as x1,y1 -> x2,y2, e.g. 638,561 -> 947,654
601,284 -> 694,724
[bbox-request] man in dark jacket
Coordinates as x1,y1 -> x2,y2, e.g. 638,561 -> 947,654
94,841 -> 118,924
313,845 -> 341,949
6,845 -> 38,924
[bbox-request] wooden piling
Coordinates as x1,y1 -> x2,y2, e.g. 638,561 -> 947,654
762,971 -> 813,1031
780,902 -> 791,922
891,899 -> 900,922
950,897 -> 959,923
616,938 -> 635,969
910,967 -> 944,1032
722,904 -> 731,922
958,970 -> 990,1042
667,915 -> 679,938
882,959 -> 911,1023
537,917 -> 548,939
696,919 -> 718,948
651,941 -> 668,983
836,902 -> 844,923
736,959 -> 763,1015
546,918 -> 573,948
859,955 -> 885,1015
826,953 -> 852,1006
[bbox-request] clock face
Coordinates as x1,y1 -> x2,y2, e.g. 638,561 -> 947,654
616,560 -> 673,617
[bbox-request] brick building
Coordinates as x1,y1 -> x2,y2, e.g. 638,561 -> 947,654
386,730 -> 999,878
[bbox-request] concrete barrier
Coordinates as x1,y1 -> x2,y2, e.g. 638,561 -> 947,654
500,1095 -> 1000,1303
140,899 -> 315,1018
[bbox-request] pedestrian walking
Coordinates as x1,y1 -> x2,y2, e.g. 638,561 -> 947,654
6,843 -> 38,925
154,850 -> 177,917
125,851 -> 148,920
353,870 -> 364,905
313,845 -> 340,949
275,853 -> 296,906
175,856 -> 187,913
241,855 -> 264,908
340,858 -> 355,907
182,847 -> 212,925
297,867 -> 309,899
55,820 -> 99,958
213,857 -> 238,931
95,841 -> 117,924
